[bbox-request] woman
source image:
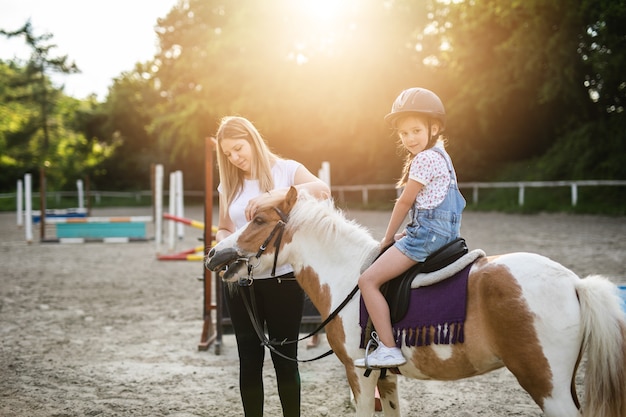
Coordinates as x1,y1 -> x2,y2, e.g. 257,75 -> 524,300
214,116 -> 330,417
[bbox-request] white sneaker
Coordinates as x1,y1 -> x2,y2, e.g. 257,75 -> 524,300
354,332 -> 406,368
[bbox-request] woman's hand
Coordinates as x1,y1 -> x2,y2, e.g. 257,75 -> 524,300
245,190 -> 282,221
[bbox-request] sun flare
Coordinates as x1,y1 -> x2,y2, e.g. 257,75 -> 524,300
295,0 -> 354,22
284,0 -> 360,63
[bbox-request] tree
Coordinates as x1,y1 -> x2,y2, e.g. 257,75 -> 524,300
1,20 -> 79,153
579,0 -> 626,116
147,0 -> 443,186
0,23 -> 116,191
95,0 -> 626,193
93,62 -> 163,190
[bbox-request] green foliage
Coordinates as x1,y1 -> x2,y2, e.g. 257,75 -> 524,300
139,0 -> 625,190
94,62 -> 162,190
496,111 -> 626,182
463,185 -> 625,216
1,0 -> 625,217
0,61 -> 116,191
0,22 -> 112,192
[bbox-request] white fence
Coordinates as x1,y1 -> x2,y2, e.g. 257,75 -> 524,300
332,180 -> 626,206
3,180 -> 625,208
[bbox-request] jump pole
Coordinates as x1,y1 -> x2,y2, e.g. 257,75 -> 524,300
163,213 -> 204,230
157,216 -> 215,260
198,136 -> 218,352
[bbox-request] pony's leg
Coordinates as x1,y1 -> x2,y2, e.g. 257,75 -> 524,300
377,372 -> 401,416
351,370 -> 401,417
490,297 -> 581,415
505,353 -> 580,417
350,371 -> 379,416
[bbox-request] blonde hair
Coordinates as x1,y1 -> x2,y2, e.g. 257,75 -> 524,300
215,116 -> 278,207
395,115 -> 445,188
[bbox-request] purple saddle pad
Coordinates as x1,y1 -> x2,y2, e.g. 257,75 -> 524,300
360,263 -> 471,348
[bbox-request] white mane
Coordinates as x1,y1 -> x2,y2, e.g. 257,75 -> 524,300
287,191 -> 379,270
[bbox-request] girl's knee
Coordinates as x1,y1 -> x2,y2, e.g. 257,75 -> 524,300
357,273 -> 373,291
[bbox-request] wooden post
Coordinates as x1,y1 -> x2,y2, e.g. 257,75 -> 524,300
198,136 -> 218,351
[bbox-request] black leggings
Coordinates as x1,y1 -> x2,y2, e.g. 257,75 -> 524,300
224,275 -> 304,417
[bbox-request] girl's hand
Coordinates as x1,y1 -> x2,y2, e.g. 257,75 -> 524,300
379,237 -> 395,250
379,230 -> 405,251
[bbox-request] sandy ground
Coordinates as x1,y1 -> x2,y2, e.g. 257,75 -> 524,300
1,205 -> 625,417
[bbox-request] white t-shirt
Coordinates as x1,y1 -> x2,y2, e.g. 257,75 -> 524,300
408,142 -> 451,209
218,158 -> 302,278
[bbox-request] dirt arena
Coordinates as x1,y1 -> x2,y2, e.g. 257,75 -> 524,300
1,206 -> 625,416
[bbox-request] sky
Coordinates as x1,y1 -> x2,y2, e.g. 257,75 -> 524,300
0,0 -> 179,100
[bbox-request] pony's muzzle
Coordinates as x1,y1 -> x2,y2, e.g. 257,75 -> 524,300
206,247 -> 240,271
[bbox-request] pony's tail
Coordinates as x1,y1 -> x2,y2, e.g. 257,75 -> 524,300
576,275 -> 626,417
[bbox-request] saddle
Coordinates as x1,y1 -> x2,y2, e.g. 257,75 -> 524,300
380,237 -> 468,324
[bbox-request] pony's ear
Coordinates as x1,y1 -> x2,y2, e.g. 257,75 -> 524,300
282,186 -> 298,215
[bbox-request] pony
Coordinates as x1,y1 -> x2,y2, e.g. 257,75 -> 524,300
206,187 -> 626,417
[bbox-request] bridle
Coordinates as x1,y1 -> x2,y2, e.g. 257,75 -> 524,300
238,206 -> 289,286
226,205 -> 360,363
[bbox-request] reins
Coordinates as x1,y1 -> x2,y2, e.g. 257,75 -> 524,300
240,284 -> 337,363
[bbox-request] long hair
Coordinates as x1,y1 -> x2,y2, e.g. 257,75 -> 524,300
395,117 -> 446,188
215,116 -> 278,207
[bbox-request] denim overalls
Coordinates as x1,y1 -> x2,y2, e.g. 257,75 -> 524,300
394,146 -> 466,263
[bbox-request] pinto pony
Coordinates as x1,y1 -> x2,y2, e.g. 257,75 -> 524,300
207,187 -> 626,417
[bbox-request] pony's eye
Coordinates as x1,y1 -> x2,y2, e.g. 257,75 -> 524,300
253,216 -> 265,225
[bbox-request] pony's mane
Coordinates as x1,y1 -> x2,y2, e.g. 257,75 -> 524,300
288,191 -> 377,249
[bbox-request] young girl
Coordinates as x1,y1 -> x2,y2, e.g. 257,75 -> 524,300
214,116 -> 329,416
354,88 -> 466,368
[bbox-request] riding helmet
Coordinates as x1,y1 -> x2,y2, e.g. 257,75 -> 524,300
384,87 -> 446,131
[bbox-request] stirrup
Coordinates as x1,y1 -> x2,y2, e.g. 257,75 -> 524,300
362,331 -> 381,368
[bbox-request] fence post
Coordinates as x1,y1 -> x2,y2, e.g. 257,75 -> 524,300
571,183 -> 578,206
175,170 -> 184,240
25,174 -> 32,244
518,184 -> 525,206
318,161 -> 331,187
17,179 -> 23,228
168,172 -> 176,251
154,164 -> 164,254
77,179 -> 84,209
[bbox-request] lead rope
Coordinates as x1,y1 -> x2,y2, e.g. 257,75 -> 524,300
268,283 -> 360,347
240,284 -> 335,363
